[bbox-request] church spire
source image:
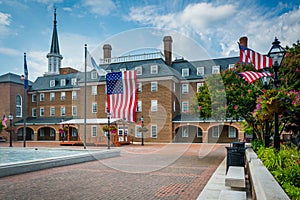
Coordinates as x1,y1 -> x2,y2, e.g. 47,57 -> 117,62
46,8 -> 63,75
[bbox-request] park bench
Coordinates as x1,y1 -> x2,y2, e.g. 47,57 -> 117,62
225,166 -> 246,188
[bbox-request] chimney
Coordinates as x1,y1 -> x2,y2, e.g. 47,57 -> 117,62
163,36 -> 173,66
103,44 -> 112,60
239,36 -> 248,48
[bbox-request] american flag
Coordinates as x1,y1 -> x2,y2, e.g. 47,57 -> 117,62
106,71 -> 137,122
238,71 -> 272,84
239,44 -> 272,70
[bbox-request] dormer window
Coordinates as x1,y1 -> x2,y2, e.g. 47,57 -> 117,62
182,68 -> 189,77
135,66 -> 142,75
228,64 -> 235,69
91,71 -> 98,79
60,79 -> 66,86
197,67 -> 204,76
212,65 -> 220,74
151,65 -> 158,74
50,80 -> 55,87
71,78 -> 77,86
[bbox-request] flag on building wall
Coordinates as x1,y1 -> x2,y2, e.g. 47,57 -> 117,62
239,44 -> 272,70
2,114 -> 7,128
86,50 -> 107,76
238,71 -> 272,84
24,53 -> 29,89
106,71 -> 137,122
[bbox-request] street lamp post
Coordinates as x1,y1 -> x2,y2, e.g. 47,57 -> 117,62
8,113 -> 13,147
107,111 -> 111,150
261,76 -> 271,147
141,116 -> 144,146
268,37 -> 286,151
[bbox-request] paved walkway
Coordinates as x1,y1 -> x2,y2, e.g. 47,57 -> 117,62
0,142 -> 227,200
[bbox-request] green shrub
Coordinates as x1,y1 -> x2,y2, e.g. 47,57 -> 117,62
257,145 -> 300,200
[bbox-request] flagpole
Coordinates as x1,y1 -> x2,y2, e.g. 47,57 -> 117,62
23,53 -> 27,148
84,44 -> 87,149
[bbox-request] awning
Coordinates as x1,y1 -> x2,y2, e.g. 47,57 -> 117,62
60,118 -> 122,125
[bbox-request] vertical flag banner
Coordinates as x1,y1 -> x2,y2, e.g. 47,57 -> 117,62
86,50 -> 107,76
2,114 -> 7,128
238,71 -> 272,84
239,44 -> 272,70
24,53 -> 29,89
106,71 -> 137,122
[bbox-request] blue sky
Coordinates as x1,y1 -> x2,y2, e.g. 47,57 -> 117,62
0,0 -> 299,81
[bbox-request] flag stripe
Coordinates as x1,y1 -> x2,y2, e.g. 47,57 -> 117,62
106,71 -> 137,122
238,71 -> 272,84
239,44 -> 272,70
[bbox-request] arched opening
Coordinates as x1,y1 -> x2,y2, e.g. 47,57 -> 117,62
208,125 -> 238,143
38,127 -> 56,141
17,127 -> 34,141
174,125 -> 203,143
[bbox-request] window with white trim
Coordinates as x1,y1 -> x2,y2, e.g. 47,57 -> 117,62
50,80 -> 55,87
197,82 -> 204,92
182,68 -> 189,77
72,91 -> 77,100
135,66 -> 142,75
60,79 -> 66,86
61,106 -> 66,116
92,103 -> 97,113
212,126 -> 220,138
50,107 -> 55,116
197,67 -> 205,76
32,108 -> 37,117
182,101 -> 189,113
151,100 -> 157,111
228,126 -> 237,138
137,101 -> 142,112
40,93 -> 45,102
50,93 -> 55,101
151,125 -> 157,138
91,71 -> 97,79
92,86 -> 97,95
135,125 -> 142,138
137,83 -> 142,93
197,129 -> 203,137
182,127 -> 188,137
173,101 -> 176,112
71,78 -> 77,86
151,82 -> 157,92
151,65 -> 158,74
228,64 -> 235,69
16,95 -> 22,117
40,107 -> 44,116
212,65 -> 220,74
182,84 -> 189,94
91,126 -> 97,137
61,92 -> 66,100
32,94 -> 37,102
72,106 -> 77,116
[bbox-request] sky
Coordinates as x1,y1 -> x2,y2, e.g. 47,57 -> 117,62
0,0 -> 299,81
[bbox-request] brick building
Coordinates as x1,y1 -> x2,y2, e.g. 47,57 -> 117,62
0,9 -> 244,145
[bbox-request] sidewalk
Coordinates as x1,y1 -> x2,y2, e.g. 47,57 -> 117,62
197,158 -> 251,200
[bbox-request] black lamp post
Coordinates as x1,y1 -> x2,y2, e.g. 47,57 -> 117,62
107,111 -> 111,150
261,75 -> 271,147
8,113 -> 13,147
141,116 -> 144,146
268,37 -> 286,151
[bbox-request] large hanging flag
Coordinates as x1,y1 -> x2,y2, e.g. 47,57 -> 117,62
239,44 -> 272,70
2,114 -> 7,128
238,71 -> 272,84
106,71 -> 137,122
24,53 -> 29,89
86,50 -> 107,76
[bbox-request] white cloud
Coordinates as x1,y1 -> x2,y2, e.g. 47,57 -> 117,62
126,2 -> 300,60
0,47 -> 20,56
0,12 -> 11,26
81,0 -> 116,16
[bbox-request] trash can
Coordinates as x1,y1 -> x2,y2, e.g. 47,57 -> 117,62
225,143 -> 246,173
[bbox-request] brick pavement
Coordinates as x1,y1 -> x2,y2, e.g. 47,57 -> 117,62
0,142 -> 226,200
